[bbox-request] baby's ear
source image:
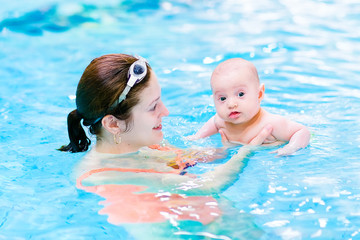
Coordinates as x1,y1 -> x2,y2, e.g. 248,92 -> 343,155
258,83 -> 265,101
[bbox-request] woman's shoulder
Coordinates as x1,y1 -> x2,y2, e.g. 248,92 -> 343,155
73,148 -> 135,177
74,146 -> 178,178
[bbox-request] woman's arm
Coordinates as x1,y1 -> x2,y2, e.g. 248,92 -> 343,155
163,124 -> 274,195
80,125 -> 273,196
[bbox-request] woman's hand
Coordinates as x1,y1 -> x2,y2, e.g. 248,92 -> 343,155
219,129 -> 233,148
248,124 -> 274,146
219,124 -> 274,147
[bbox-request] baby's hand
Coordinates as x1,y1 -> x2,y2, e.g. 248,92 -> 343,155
184,134 -> 200,141
219,130 -> 238,149
270,144 -> 297,157
220,124 -> 274,148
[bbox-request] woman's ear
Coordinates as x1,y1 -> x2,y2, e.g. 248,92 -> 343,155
258,83 -> 265,101
101,115 -> 125,135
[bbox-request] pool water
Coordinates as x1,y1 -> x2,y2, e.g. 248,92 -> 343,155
1,0 -> 360,239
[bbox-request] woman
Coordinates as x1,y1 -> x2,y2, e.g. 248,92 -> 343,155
60,54 -> 272,239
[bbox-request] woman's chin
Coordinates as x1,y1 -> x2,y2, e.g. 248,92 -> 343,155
156,133 -> 164,143
149,132 -> 164,145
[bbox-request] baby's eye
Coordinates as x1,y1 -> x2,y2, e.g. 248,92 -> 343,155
219,96 -> 226,102
238,92 -> 245,97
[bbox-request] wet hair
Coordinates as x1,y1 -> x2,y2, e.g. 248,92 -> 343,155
58,54 -> 152,153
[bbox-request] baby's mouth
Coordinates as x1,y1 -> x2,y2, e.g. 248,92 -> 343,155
229,111 -> 241,119
153,123 -> 162,130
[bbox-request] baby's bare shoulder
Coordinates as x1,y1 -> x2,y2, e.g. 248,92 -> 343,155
262,110 -> 289,125
263,110 -> 305,140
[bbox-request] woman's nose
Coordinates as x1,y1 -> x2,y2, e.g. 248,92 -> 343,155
159,100 -> 169,117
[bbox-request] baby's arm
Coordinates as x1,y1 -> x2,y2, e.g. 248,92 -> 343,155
187,115 -> 218,140
270,116 -> 310,156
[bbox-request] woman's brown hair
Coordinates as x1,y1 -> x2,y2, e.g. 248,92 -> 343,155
58,54 -> 152,153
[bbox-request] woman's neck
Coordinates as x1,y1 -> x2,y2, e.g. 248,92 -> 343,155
95,140 -> 142,154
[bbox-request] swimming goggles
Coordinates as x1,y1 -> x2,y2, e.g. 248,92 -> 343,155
117,56 -> 148,104
92,56 -> 148,125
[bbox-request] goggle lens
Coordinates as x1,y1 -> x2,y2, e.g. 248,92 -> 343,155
133,64 -> 145,75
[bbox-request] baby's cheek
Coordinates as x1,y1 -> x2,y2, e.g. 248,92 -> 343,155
218,111 -> 228,121
214,105 -> 224,115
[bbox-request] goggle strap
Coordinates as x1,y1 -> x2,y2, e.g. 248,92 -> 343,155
118,85 -> 131,102
126,75 -> 138,87
110,56 -> 148,109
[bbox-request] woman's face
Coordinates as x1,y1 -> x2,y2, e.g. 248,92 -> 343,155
121,71 -> 169,149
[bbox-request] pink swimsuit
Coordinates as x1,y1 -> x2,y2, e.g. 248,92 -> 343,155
76,145 -> 221,225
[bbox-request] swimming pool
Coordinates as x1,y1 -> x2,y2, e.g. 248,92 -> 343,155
1,0 -> 360,239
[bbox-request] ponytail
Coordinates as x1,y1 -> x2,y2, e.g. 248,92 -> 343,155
58,110 -> 91,153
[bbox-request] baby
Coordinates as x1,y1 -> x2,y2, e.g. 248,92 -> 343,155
190,58 -> 310,156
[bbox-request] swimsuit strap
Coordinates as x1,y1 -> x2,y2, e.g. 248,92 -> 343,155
77,145 -> 195,190
77,167 -> 181,190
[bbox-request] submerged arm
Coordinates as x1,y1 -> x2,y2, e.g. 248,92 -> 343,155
164,124 -> 273,195
80,125 -> 273,196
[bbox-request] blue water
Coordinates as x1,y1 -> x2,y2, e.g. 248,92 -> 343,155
1,0 -> 360,239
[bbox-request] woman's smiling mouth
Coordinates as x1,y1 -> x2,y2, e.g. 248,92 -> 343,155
153,123 -> 162,130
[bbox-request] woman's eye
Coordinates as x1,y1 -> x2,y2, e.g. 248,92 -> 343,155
238,92 -> 244,97
150,104 -> 157,111
219,96 -> 226,102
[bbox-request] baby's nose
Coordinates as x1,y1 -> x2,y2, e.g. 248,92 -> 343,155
227,99 -> 238,108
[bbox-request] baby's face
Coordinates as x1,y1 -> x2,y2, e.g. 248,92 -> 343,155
211,64 -> 263,125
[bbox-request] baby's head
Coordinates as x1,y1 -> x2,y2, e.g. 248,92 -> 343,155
210,58 -> 260,88
210,58 -> 265,124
